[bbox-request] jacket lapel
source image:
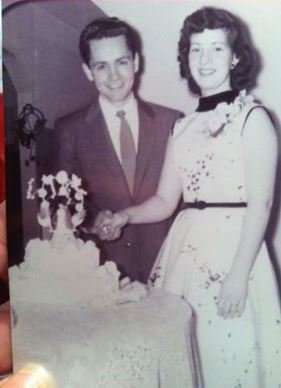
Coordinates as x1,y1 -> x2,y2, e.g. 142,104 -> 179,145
84,99 -> 156,200
84,101 -> 129,188
134,100 -> 156,197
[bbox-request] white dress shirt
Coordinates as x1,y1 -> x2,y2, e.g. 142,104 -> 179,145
99,94 -> 139,162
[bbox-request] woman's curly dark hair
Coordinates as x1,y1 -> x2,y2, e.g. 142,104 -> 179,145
178,7 -> 259,95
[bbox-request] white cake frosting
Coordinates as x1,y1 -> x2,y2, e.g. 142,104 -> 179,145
9,171 -> 148,309
10,237 -> 123,309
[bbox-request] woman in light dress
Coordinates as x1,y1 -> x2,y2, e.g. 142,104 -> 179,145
102,6 -> 281,388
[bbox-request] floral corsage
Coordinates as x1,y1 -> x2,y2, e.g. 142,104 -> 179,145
207,90 -> 254,137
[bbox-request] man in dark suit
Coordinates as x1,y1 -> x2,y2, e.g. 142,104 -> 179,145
56,17 -> 182,282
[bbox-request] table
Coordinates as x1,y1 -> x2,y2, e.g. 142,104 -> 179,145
11,289 -> 193,387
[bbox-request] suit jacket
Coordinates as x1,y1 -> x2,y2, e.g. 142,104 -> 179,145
55,98 -> 182,282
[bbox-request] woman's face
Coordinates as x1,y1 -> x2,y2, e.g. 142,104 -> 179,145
188,28 -> 238,97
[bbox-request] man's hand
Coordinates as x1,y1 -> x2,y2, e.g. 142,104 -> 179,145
93,210 -> 121,241
94,210 -> 130,241
83,209 -> 130,241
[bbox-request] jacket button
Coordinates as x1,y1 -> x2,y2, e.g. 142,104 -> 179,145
125,242 -> 131,248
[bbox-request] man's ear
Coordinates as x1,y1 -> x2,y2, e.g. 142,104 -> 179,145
134,53 -> 140,74
82,63 -> 94,82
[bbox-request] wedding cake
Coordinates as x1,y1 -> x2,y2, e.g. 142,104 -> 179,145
9,171 -> 147,309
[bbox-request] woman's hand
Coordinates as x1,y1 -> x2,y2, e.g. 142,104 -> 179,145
111,211 -> 130,230
98,210 -> 130,241
217,271 -> 248,319
92,210 -> 115,240
88,210 -> 130,241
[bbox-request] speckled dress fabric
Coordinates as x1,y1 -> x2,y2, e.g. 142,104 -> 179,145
150,101 -> 281,388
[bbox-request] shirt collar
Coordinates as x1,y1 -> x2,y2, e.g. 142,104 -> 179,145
99,93 -> 137,118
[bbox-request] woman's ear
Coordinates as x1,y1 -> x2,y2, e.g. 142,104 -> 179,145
231,54 -> 239,69
133,53 -> 140,74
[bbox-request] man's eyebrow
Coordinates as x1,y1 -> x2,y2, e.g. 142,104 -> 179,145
92,55 -> 131,66
92,61 -> 106,66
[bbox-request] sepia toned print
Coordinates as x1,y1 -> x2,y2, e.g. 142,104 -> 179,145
2,1 -> 281,387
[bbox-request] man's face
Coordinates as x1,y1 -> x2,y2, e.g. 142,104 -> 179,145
83,35 -> 139,108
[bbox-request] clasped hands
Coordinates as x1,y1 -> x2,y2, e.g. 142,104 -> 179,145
93,210 -> 129,241
91,210 -> 249,319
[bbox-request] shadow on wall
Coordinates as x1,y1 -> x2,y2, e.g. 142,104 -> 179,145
2,0 -> 107,128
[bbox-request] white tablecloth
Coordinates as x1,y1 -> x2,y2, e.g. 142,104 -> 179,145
11,289 -> 193,387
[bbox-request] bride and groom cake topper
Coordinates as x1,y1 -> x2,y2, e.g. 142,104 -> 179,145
24,169 -> 148,306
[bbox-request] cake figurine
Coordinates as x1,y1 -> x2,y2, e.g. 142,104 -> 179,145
9,171 -> 148,309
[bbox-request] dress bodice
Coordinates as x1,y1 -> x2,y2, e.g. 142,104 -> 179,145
172,91 -> 260,203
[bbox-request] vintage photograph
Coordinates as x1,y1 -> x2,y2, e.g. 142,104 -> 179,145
1,0 -> 281,386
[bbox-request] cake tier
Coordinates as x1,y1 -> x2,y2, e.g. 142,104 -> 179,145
9,238 -> 121,309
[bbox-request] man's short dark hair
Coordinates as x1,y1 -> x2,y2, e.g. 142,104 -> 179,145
178,7 -> 259,95
79,17 -> 143,67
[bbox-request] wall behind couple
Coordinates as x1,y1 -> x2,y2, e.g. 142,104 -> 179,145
94,0 -> 281,264
3,0 -> 280,263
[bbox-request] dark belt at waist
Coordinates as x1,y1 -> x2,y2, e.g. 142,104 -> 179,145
183,201 -> 247,210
